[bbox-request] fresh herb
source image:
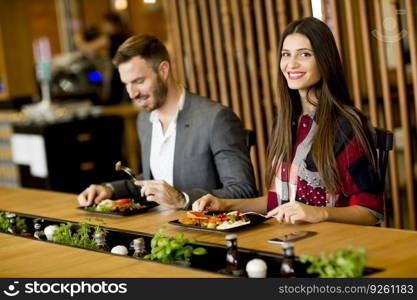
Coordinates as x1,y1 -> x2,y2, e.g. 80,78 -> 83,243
0,212 -> 9,232
52,220 -> 108,250
0,212 -> 27,233
84,204 -> 98,212
71,222 -> 97,249
52,222 -> 74,245
299,245 -> 367,278
16,217 -> 27,233
144,226 -> 207,264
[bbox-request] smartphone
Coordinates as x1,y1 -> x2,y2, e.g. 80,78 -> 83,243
267,231 -> 317,244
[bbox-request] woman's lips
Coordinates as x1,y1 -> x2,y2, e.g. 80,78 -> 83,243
287,72 -> 306,80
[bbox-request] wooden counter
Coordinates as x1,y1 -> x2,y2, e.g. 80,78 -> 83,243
1,186 -> 417,277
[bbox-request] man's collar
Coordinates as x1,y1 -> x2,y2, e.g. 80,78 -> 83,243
149,88 -> 185,123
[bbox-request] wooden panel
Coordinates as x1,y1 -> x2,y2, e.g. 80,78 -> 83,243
254,0 -> 274,134
127,0 -> 167,41
166,0 -> 186,85
302,0 -> 312,16
25,0 -> 61,55
389,1 -> 416,230
321,0 -> 328,23
405,0 -> 417,132
329,0 -> 342,52
209,0 -> 230,107
343,0 -> 362,109
220,0 -> 242,118
243,0 -> 266,190
276,0 -> 288,33
189,0 -> 208,97
0,0 -> 36,100
178,0 -> 198,93
79,0 -> 110,30
290,0 -> 300,19
372,0 -> 401,229
358,0 -> 378,125
199,0 -> 218,101
230,0 -> 251,128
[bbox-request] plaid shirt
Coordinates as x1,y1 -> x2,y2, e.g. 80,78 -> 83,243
267,113 -> 383,221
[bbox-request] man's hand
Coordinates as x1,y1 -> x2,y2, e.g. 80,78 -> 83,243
192,194 -> 225,212
77,184 -> 113,207
135,180 -> 186,209
265,201 -> 328,224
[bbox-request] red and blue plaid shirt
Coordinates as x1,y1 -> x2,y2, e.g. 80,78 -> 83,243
267,113 -> 383,221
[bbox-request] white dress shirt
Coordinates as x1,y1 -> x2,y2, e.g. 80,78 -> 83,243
149,89 -> 189,207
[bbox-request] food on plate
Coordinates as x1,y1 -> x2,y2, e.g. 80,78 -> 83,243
96,199 -> 113,212
83,198 -> 145,213
178,211 -> 250,230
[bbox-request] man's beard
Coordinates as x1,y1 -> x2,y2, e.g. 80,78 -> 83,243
150,75 -> 168,111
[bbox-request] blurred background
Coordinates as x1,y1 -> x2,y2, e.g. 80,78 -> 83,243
0,0 -> 416,230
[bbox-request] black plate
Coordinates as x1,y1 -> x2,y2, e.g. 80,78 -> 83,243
77,201 -> 159,216
169,213 -> 270,232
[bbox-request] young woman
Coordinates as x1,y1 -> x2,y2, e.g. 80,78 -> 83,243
192,17 -> 383,226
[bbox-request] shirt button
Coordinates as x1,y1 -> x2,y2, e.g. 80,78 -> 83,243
303,123 -> 307,127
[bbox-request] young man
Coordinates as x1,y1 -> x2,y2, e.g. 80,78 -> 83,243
77,34 -> 257,209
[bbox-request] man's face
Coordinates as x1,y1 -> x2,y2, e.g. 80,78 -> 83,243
118,56 -> 168,112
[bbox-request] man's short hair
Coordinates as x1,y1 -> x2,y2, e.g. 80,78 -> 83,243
112,34 -> 170,71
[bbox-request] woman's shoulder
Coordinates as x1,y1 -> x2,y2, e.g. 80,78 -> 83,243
334,106 -> 375,152
335,106 -> 370,134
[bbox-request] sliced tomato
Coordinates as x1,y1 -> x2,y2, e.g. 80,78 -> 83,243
113,198 -> 131,205
219,215 -> 229,222
189,211 -> 207,218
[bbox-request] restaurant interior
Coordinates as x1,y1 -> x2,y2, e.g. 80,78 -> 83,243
0,0 -> 417,278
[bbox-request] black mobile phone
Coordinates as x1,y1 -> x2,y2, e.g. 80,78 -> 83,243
267,231 -> 317,244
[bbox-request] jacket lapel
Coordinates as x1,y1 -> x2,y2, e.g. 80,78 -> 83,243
140,114 -> 152,179
173,91 -> 192,187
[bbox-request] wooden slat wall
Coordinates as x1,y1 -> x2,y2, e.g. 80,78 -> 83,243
165,0 -> 417,230
372,0 -> 401,228
389,0 -> 416,229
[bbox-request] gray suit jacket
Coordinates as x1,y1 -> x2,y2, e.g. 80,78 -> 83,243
111,90 -> 258,208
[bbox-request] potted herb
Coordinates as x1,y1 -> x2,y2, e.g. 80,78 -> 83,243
144,226 -> 207,265
299,245 -> 367,278
0,212 -> 9,232
0,211 -> 27,234
52,219 -> 108,251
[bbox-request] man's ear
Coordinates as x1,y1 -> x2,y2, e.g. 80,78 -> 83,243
158,61 -> 170,81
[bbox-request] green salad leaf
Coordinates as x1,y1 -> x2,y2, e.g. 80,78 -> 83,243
299,245 -> 367,278
144,226 -> 207,264
0,212 -> 9,232
52,221 -> 107,250
0,211 -> 27,233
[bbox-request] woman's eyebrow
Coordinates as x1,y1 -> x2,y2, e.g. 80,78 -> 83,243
282,48 -> 313,52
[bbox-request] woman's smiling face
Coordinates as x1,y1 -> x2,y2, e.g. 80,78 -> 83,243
280,33 -> 321,92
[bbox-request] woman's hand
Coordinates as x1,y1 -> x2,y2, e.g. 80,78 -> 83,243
192,194 -> 226,212
265,201 -> 328,224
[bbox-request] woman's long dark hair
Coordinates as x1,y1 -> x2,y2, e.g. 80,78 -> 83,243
266,17 -> 375,195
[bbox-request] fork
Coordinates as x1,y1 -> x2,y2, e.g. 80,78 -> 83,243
240,211 -> 268,218
115,161 -> 137,182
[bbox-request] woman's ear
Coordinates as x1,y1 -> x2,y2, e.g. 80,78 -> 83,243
158,61 -> 170,81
